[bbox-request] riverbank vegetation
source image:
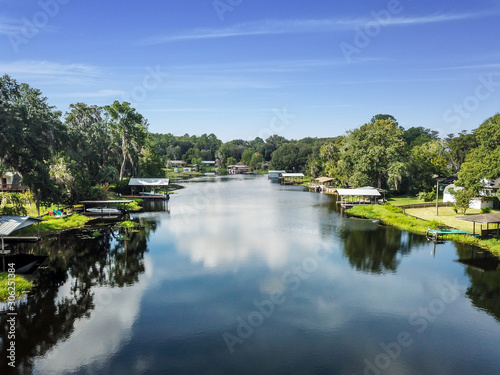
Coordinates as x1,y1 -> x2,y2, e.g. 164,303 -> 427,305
2,74 -> 500,236
348,204 -> 500,255
0,273 -> 33,301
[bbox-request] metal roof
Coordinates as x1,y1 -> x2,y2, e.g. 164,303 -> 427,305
80,200 -> 133,204
315,177 -> 334,183
337,188 -> 381,197
128,178 -> 170,186
281,173 -> 305,177
457,213 -> 500,224
0,216 -> 44,237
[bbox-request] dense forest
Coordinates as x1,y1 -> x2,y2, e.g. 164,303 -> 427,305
1,74 -> 499,207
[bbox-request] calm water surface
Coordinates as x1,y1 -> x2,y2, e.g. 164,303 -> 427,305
2,175 -> 500,374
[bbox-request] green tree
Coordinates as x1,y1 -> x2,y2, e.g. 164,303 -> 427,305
408,139 -> 450,192
249,152 -> 264,170
341,119 -> 407,189
105,101 -> 148,180
226,156 -> 237,166
271,142 -> 312,172
457,114 -> 500,190
0,75 -> 67,209
450,187 -> 475,215
240,148 -> 254,166
446,130 -> 477,172
139,146 -> 164,177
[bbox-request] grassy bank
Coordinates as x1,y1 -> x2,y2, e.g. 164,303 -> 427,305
0,273 -> 33,301
17,213 -> 92,235
347,204 -> 500,256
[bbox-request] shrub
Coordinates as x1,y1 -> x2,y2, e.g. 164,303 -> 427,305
480,207 -> 492,214
417,191 -> 436,202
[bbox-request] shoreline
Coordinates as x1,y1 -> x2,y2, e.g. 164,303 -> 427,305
346,204 -> 500,257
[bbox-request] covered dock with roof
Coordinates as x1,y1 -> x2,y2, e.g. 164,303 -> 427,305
336,187 -> 381,207
280,173 -> 305,185
457,213 -> 500,238
0,216 -> 47,272
127,178 -> 170,199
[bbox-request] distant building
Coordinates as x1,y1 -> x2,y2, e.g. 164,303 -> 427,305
1,172 -> 24,192
167,160 -> 187,168
443,184 -> 494,209
201,161 -> 216,167
227,165 -> 250,174
479,178 -> 500,196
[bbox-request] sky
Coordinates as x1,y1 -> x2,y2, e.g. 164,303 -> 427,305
0,0 -> 499,141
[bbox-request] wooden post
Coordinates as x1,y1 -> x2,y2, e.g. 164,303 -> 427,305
473,221 -> 476,236
436,180 -> 439,216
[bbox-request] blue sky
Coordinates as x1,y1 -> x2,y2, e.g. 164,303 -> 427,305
1,0 -> 499,141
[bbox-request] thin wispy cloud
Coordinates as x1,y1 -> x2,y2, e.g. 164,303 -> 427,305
141,12 -> 490,45
0,60 -> 102,84
66,89 -> 127,98
0,17 -> 22,35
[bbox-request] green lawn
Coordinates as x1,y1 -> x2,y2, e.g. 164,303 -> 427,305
347,204 -> 500,256
16,213 -> 92,235
405,206 -> 500,233
388,196 -> 442,206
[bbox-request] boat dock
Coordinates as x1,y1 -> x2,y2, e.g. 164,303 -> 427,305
121,195 -> 169,200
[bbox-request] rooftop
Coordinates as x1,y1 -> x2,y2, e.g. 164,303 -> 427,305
0,216 -> 45,237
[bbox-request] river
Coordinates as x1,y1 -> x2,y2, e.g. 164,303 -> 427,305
2,175 -> 500,374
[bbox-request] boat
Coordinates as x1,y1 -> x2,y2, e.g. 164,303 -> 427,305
85,207 -> 126,216
139,191 -> 166,197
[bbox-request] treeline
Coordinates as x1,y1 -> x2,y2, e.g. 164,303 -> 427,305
1,74 -> 499,207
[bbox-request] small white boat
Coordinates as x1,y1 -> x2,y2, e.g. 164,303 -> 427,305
86,207 -> 125,216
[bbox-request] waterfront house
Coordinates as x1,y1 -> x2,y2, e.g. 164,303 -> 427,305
443,184 -> 494,209
228,164 -> 250,174
167,160 -> 187,168
0,172 -> 24,192
479,178 -> 500,197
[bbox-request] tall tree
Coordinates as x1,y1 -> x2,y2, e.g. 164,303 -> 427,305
105,101 -> 148,180
457,114 -> 500,191
0,75 -> 67,208
341,119 -> 407,189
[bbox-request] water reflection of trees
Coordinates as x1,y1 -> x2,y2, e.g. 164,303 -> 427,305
340,225 -> 427,274
455,243 -> 500,323
0,217 -> 157,373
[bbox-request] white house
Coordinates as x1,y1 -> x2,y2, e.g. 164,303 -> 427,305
443,184 -> 493,209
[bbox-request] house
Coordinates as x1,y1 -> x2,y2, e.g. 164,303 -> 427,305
479,178 -> 500,197
443,184 -> 493,209
1,172 -> 24,192
227,165 -> 250,174
167,160 -> 187,168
